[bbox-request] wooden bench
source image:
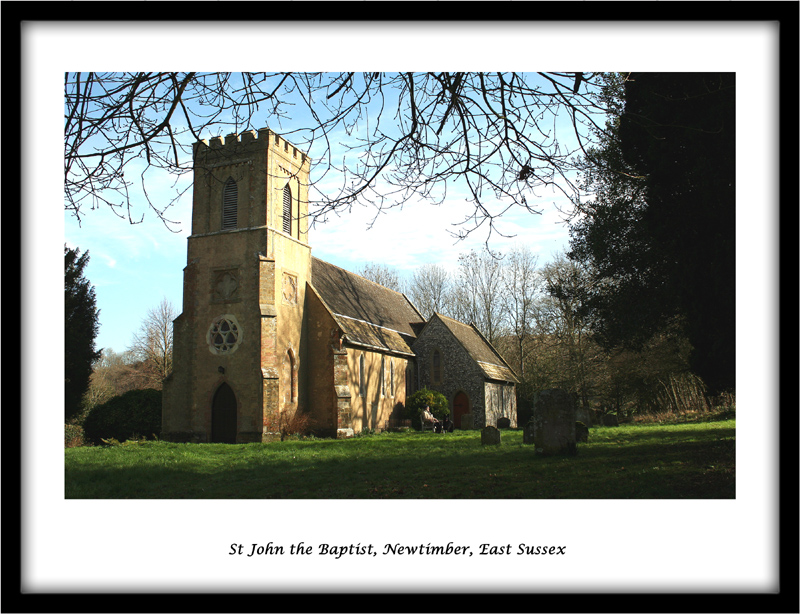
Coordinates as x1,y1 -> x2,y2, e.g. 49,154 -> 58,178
420,409 -> 439,432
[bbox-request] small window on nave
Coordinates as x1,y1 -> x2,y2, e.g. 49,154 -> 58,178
432,350 -> 442,384
359,354 -> 366,397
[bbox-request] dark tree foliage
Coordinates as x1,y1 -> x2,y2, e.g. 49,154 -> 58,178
65,245 -> 102,421
570,73 -> 735,395
569,75 -> 672,354
82,388 -> 162,445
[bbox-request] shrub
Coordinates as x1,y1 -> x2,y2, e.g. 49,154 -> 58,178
64,423 -> 87,448
405,387 -> 449,430
83,388 -> 162,445
278,408 -> 312,441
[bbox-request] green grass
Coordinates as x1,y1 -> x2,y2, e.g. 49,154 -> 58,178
65,418 -> 735,499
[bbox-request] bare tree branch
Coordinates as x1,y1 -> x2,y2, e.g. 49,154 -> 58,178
64,72 -> 608,237
128,297 -> 176,387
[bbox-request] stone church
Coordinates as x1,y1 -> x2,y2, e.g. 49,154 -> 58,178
161,128 -> 518,442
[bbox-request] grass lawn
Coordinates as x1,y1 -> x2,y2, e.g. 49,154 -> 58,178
65,417 -> 735,499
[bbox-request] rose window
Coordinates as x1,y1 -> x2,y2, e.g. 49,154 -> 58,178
207,315 -> 242,355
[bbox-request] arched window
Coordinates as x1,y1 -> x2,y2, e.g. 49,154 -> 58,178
359,354 -> 366,397
282,184 -> 292,235
432,349 -> 442,384
222,177 -> 238,230
380,355 -> 386,397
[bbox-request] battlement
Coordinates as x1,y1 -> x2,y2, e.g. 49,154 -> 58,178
193,128 -> 309,166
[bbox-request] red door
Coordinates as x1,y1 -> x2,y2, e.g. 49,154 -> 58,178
453,392 -> 469,429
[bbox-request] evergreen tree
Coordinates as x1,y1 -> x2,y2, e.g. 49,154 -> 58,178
570,73 -> 735,395
65,245 -> 102,421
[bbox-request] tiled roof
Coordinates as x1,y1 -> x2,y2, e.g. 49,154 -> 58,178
434,314 -> 519,383
311,257 -> 424,355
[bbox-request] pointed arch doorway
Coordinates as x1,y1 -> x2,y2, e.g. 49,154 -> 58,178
211,383 -> 238,443
453,391 -> 470,429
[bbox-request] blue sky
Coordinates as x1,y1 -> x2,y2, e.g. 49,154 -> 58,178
64,72 -> 586,354
64,165 -> 578,354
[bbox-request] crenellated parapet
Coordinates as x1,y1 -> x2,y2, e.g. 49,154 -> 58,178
190,126 -> 311,238
193,128 -> 309,169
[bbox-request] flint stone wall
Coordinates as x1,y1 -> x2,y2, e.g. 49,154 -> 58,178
413,317 -> 486,426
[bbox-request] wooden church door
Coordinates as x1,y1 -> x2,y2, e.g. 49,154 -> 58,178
211,383 -> 238,443
453,392 -> 469,429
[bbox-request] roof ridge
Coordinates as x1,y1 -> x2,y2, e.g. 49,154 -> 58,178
433,312 -> 518,375
466,321 -> 519,378
434,312 -> 473,329
312,256 -> 408,298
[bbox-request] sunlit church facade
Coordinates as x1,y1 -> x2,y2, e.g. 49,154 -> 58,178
162,129 -> 517,442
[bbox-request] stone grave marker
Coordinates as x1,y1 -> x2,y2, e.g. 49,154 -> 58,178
576,405 -> 593,426
532,389 -> 577,456
523,421 -> 535,445
497,417 -> 511,429
481,425 -> 501,446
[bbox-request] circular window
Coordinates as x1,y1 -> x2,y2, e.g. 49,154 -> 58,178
207,315 -> 242,355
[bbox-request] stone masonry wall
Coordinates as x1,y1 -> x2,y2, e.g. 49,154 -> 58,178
346,348 -> 410,433
164,129 -> 311,443
412,317 -> 487,428
304,286 -> 341,437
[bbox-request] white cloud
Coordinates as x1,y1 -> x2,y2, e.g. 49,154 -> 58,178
309,192 -> 573,281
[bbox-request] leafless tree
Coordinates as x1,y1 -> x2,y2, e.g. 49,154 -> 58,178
539,253 -> 600,408
128,297 -> 176,388
450,249 -> 507,346
64,72 -> 606,235
500,244 -> 540,378
80,351 -> 120,414
407,263 -> 451,320
81,349 -> 152,410
357,262 -> 406,293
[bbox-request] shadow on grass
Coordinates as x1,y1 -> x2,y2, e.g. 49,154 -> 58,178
65,423 -> 735,500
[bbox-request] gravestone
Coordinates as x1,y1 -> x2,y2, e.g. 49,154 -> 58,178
461,413 -> 474,430
481,425 -> 501,446
523,421 -> 535,445
575,421 -> 589,443
532,388 -> 577,456
497,417 -> 511,429
575,405 -> 593,426
603,413 -> 619,427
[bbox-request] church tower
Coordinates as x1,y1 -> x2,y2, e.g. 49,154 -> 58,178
162,128 -> 312,442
